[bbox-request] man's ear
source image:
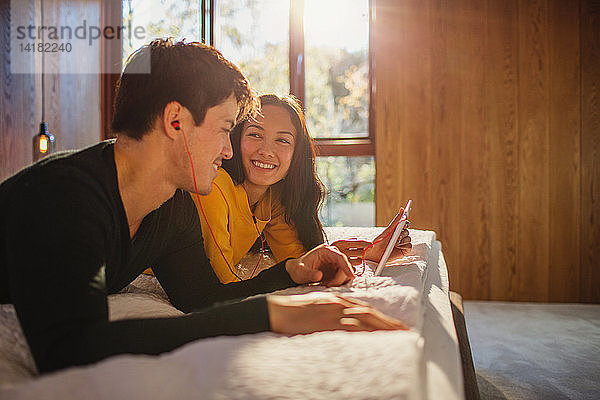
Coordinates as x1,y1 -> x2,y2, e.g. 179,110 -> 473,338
162,101 -> 183,140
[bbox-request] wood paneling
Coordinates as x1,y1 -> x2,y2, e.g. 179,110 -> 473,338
0,0 -> 102,182
548,0 -> 581,302
487,0 -> 519,301
428,0 -> 461,298
517,0 -> 550,301
458,0 -> 490,300
375,0 -> 600,302
375,0 -> 433,225
581,0 -> 600,303
1,0 -> 36,180
374,1 -> 409,218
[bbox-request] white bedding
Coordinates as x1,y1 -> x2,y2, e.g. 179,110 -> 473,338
0,229 -> 463,400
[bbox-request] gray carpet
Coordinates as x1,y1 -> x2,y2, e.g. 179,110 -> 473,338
463,301 -> 600,400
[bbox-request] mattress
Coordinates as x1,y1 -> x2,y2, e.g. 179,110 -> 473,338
0,228 -> 463,400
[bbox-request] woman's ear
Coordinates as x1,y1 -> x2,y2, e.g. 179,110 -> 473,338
162,101 -> 183,140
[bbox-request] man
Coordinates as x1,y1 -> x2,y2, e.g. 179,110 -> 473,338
0,39 -> 404,374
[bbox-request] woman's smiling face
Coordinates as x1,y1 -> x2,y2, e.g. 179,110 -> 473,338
240,104 -> 297,189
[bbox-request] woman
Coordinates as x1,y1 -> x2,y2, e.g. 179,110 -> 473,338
194,94 -> 411,283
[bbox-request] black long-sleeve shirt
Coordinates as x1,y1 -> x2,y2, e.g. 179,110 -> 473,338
0,140 -> 296,373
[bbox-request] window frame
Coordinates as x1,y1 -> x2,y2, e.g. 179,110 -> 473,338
103,0 -> 376,158
289,0 -> 375,157
101,0 -> 122,140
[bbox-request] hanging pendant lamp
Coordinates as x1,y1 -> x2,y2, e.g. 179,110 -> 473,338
33,0 -> 55,162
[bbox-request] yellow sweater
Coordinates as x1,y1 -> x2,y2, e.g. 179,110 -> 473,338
191,168 -> 306,283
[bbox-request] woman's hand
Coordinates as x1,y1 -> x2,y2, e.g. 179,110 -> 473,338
365,210 -> 412,262
267,293 -> 408,334
332,209 -> 412,265
285,244 -> 355,286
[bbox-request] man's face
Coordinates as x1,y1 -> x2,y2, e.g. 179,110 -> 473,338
179,94 -> 237,194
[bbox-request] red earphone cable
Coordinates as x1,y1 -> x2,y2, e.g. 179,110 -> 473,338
179,125 -> 243,282
357,224 -> 396,276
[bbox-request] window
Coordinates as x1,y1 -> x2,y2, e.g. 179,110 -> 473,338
214,0 -> 290,96
122,0 -> 203,62
301,0 -> 374,226
304,0 -> 370,139
317,155 -> 374,226
119,0 -> 375,226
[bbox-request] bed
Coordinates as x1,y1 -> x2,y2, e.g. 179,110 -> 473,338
0,228 -> 465,400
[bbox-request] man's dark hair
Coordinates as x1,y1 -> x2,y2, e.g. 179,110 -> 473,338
112,38 -> 258,139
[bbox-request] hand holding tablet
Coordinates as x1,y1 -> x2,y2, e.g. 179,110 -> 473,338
375,200 -> 412,276
331,200 -> 412,273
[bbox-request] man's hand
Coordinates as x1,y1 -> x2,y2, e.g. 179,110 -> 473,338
285,244 -> 355,287
267,293 -> 408,334
332,210 -> 412,266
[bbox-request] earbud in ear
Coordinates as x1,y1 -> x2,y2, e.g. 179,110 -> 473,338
172,121 -> 181,130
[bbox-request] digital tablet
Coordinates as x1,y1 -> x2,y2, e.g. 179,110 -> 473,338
374,199 -> 412,276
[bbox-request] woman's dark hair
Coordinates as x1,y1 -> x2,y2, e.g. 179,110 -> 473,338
222,94 -> 326,250
112,38 -> 258,139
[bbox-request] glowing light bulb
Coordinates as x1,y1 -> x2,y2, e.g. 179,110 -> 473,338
39,136 -> 48,153
33,122 -> 55,161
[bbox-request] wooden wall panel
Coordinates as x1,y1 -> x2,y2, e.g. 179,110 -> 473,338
548,0 -> 581,302
375,0 -> 599,302
581,0 -> 600,303
0,0 -> 101,182
457,0 -> 491,300
374,0 -> 433,223
373,1 -> 405,220
1,0 -> 36,180
517,0 -> 550,301
487,0 -> 520,301
428,0 -> 461,297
